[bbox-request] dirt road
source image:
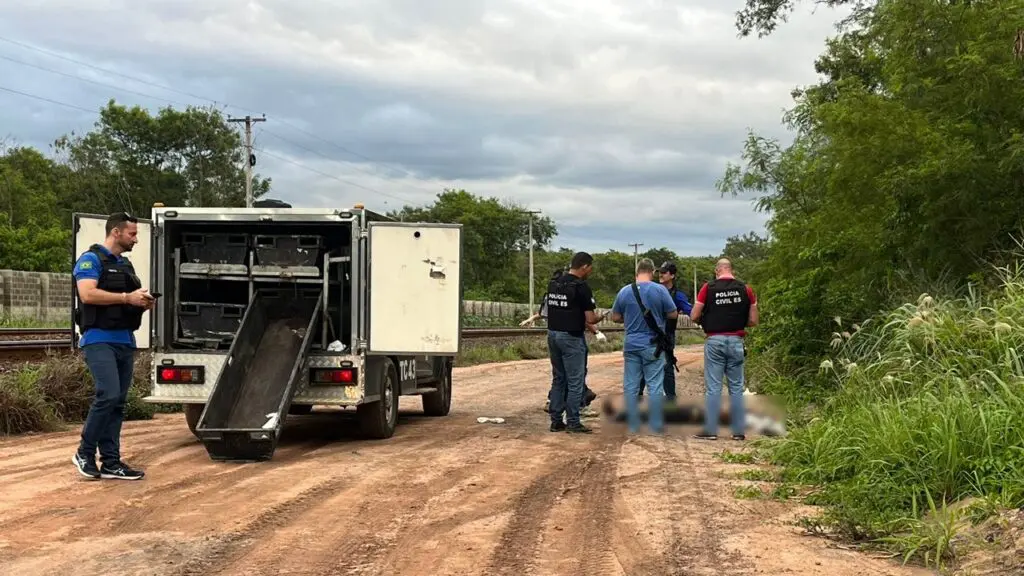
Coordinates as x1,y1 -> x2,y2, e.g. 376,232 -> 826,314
0,346 -> 933,576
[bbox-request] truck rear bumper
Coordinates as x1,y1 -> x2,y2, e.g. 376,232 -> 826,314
146,350 -> 367,406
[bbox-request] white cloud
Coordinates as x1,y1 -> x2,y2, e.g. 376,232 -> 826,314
0,0 -> 851,255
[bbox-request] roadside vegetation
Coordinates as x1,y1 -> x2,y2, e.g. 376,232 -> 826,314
718,0 -> 1024,571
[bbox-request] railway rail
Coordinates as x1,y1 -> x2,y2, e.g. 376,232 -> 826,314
0,326 -> 646,357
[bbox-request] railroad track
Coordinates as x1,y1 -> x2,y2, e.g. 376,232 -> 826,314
0,326 -> 635,356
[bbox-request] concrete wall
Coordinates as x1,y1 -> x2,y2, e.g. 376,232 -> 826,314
0,270 -> 74,323
0,269 -> 692,329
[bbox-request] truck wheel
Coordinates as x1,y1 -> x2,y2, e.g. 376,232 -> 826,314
184,404 -> 204,439
421,359 -> 452,417
357,359 -> 398,439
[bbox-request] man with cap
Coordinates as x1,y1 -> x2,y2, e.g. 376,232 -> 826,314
637,261 -> 692,402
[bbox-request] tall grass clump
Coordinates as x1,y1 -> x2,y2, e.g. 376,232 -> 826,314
769,265 -> 1024,567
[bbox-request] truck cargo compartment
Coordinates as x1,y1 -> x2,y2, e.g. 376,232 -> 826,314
195,288 -> 322,462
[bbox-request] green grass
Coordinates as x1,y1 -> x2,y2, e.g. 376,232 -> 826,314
765,266 -> 1024,569
0,315 -> 68,328
455,332 -> 626,367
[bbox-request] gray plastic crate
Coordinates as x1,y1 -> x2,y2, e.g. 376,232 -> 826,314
253,234 -> 322,268
177,302 -> 247,342
180,233 -> 249,275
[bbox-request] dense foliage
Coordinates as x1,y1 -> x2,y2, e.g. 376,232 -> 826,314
725,0 -> 1024,566
722,0 -> 1024,388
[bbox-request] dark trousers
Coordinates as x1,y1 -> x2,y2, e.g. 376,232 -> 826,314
638,331 -> 677,399
548,331 -> 587,427
561,336 -> 595,407
78,343 -> 135,467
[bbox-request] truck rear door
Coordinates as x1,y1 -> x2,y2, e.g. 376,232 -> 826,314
366,221 -> 462,355
71,213 -> 154,349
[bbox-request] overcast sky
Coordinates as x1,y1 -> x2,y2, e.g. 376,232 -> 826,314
0,1 -> 848,256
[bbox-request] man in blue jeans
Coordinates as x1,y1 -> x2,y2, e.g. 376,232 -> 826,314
71,212 -> 152,480
637,261 -> 693,402
689,258 -> 759,441
545,252 -> 604,434
610,258 -> 678,434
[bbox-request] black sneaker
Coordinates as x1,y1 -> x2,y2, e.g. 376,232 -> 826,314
550,421 -> 566,432
692,433 -> 718,441
72,453 -> 100,480
99,461 -> 145,481
731,434 -> 746,441
583,389 -> 598,406
566,424 -> 593,434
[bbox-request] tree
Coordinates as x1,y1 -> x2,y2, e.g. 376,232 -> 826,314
734,0 -> 859,38
54,100 -> 270,212
721,0 -> 1024,378
0,100 -> 271,272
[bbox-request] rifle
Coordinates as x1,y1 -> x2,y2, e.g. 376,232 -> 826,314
630,282 -> 679,372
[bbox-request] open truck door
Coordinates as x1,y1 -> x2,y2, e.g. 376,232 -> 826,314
366,221 -> 462,355
71,213 -> 155,349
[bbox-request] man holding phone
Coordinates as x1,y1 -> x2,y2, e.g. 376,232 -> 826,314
70,212 -> 153,481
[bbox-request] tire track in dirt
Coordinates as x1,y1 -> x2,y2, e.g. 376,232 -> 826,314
636,436 -> 746,576
184,424 -> 492,575
485,452 -> 597,575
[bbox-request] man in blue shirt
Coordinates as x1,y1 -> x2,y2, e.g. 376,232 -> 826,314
610,258 -> 678,434
71,212 -> 153,481
638,261 -> 693,400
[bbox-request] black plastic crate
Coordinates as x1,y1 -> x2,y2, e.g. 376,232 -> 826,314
253,234 -> 323,268
177,302 -> 247,342
182,233 -> 249,265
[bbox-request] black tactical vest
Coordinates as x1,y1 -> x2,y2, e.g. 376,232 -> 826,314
545,273 -> 585,335
700,278 -> 751,335
75,245 -> 144,332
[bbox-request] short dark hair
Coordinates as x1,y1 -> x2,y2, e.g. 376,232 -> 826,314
570,252 -> 593,270
105,212 -> 138,235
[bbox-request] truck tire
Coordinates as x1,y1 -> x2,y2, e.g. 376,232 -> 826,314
421,358 -> 452,417
357,359 -> 398,439
184,404 -> 204,439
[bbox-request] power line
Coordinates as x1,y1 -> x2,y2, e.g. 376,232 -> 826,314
259,128 -> 433,198
0,34 -> 444,189
0,53 -> 192,108
0,50 -> 430,202
0,82 -> 414,207
0,84 -> 96,114
258,149 -> 414,205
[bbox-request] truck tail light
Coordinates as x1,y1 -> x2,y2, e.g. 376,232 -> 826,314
157,366 -> 205,384
310,368 -> 357,386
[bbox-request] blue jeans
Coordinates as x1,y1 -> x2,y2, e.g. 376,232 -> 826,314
623,345 -> 665,434
638,331 -> 676,399
702,335 -> 746,436
548,331 -> 587,427
78,343 -> 135,467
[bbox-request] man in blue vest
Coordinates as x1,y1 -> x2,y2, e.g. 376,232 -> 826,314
70,212 -> 153,481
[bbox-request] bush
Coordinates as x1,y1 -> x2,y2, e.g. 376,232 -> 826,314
768,267 -> 1024,567
0,351 -> 170,435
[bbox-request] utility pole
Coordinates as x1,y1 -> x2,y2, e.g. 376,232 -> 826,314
519,209 -> 542,312
228,114 -> 266,207
627,242 -> 644,270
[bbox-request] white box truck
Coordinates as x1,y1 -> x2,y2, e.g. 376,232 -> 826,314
71,204 -> 462,462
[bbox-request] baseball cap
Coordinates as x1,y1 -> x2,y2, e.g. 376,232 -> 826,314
658,261 -> 677,274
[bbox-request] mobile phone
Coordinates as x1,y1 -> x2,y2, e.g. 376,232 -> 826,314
149,292 -> 162,299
